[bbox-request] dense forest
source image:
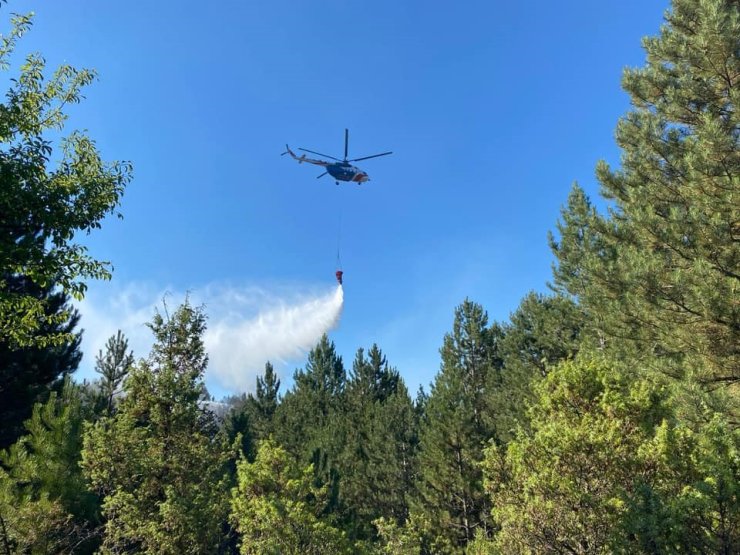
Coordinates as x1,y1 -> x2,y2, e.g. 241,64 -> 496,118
1,0 -> 738,553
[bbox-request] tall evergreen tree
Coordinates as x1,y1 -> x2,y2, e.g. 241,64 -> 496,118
0,278 -> 82,449
93,330 -> 134,415
348,345 -> 400,403
82,300 -> 232,554
415,299 -> 501,552
274,334 -> 347,468
338,345 -> 418,541
250,361 -> 280,441
223,362 -> 280,463
222,398 -> 255,468
550,0 -> 739,398
0,379 -> 100,554
255,361 -> 280,413
490,291 -> 585,443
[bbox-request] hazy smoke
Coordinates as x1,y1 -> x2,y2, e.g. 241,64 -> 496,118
205,285 -> 344,392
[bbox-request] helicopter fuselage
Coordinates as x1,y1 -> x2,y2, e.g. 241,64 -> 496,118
282,129 -> 389,185
327,162 -> 369,183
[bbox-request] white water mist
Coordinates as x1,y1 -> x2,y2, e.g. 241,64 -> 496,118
204,285 -> 344,392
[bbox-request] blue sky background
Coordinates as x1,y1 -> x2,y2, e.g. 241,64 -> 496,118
7,0 -> 668,397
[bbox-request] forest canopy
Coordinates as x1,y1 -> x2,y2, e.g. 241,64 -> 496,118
1,0 -> 738,553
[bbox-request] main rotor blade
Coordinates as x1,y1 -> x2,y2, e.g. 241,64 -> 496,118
298,148 -> 342,162
344,129 -> 349,160
349,151 -> 393,162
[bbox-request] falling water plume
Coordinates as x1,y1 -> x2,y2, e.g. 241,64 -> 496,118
205,285 -> 344,392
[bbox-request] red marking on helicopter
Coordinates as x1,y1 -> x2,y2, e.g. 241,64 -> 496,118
282,129 -> 391,185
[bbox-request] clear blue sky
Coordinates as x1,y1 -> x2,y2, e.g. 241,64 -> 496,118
9,0 -> 668,397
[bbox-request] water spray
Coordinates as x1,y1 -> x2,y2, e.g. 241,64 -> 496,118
205,284 -> 344,392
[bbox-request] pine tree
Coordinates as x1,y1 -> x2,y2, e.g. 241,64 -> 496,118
222,398 -> 255,465
93,330 -> 134,415
348,345 -> 400,403
550,0 -> 740,396
274,335 -> 346,468
415,299 -> 501,552
250,361 -> 280,441
0,277 -> 82,449
338,345 -> 418,541
230,440 -> 353,555
224,362 -> 280,463
483,357 -> 739,553
0,379 -> 100,554
490,291 -> 584,443
82,300 -> 232,554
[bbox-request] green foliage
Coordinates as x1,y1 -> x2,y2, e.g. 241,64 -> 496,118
464,529 -> 497,555
484,358 -> 669,553
373,511 -> 462,555
254,361 -> 280,418
489,291 -> 584,443
81,300 -> 232,554
0,278 -> 81,449
337,345 -> 418,541
274,335 -> 347,487
415,299 -> 501,552
549,0 -> 740,396
247,361 -> 281,443
621,415 -> 739,553
500,292 -> 583,379
93,329 -> 134,415
349,345 -> 400,403
0,379 -> 99,553
230,439 -> 352,554
222,362 -> 280,464
484,357 -> 739,553
0,12 -> 132,349
0,3 -> 734,553
373,515 -> 427,555
222,394 -> 256,464
373,517 -> 422,554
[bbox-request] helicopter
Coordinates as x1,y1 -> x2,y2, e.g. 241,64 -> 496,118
282,129 -> 392,185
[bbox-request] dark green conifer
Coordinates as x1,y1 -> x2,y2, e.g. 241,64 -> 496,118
338,345 -> 417,541
415,299 -> 500,551
490,292 -> 585,442
93,330 -> 134,415
251,361 -> 280,439
82,300 -> 232,554
273,334 -> 347,519
0,278 -> 82,449
0,379 -> 99,554
225,362 -> 280,461
550,0 -> 740,397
